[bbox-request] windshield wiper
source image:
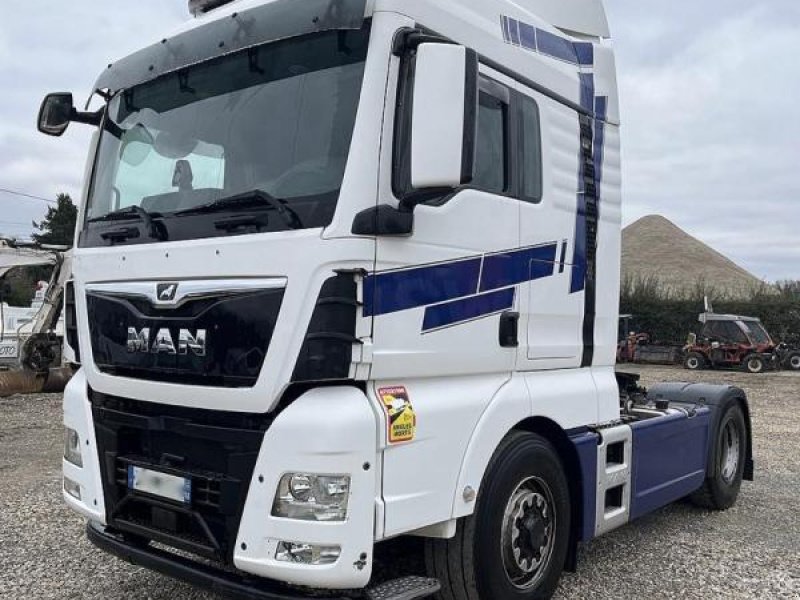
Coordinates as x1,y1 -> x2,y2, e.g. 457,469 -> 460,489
89,205 -> 166,241
175,190 -> 304,230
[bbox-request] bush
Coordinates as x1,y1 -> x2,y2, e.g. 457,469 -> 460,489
620,276 -> 800,345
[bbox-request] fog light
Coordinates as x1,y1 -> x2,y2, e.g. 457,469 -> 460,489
64,427 -> 83,467
64,477 -> 81,500
273,474 -> 350,522
275,541 -> 341,565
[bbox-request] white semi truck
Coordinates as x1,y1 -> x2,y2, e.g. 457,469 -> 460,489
39,1 -> 753,598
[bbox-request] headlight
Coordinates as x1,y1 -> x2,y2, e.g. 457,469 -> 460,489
64,427 -> 83,467
272,474 -> 350,522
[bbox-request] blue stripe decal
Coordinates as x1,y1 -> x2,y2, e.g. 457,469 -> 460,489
519,21 -> 537,51
363,258 -> 481,317
480,244 -> 558,292
364,243 -> 559,321
579,73 -> 595,113
423,288 -> 515,332
501,17 -> 595,67
574,42 -> 595,67
501,16 -> 511,43
571,74 -> 595,293
594,96 -> 608,191
536,28 -> 579,64
508,17 -> 521,45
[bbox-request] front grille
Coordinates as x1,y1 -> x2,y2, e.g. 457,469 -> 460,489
87,286 -> 284,388
92,390 -> 271,563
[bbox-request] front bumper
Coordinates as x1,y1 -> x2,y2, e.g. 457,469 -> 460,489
87,523 -> 349,600
64,372 -> 379,590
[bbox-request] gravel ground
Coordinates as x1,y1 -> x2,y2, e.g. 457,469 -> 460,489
0,365 -> 798,599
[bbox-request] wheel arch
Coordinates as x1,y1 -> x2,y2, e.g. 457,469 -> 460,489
451,406 -> 588,574
648,382 -> 754,482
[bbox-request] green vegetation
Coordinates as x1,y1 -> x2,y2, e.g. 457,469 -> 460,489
620,275 -> 800,345
0,193 -> 75,307
32,193 -> 78,246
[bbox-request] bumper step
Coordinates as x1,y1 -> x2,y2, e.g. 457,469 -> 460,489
365,577 -> 441,600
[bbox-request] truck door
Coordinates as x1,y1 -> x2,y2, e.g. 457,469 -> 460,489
370,68 -> 521,381
515,90 -> 584,370
368,57 -> 522,537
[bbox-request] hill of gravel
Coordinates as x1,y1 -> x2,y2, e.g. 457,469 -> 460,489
621,215 -> 765,298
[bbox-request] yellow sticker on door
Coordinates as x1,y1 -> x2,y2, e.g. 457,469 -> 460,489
378,386 -> 416,444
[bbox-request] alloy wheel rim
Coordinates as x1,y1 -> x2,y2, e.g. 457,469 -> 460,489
720,420 -> 741,484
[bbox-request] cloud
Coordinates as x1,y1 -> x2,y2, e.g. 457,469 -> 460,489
0,0 -> 185,238
607,0 -> 800,281
1,1 -> 797,280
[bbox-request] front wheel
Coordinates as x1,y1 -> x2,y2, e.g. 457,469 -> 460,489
684,352 -> 705,371
426,432 -> 571,600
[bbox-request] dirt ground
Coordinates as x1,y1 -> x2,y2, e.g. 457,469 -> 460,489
0,365 -> 798,599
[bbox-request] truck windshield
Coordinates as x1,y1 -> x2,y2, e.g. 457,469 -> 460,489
82,25 -> 369,246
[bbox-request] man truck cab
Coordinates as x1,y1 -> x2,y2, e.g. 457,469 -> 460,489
40,1 -> 753,598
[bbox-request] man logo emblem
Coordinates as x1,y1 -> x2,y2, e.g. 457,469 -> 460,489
157,283 -> 179,302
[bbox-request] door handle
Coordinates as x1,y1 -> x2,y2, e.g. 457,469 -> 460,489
499,311 -> 520,348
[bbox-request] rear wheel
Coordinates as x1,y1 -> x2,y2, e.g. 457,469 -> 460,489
785,352 -> 800,371
742,355 -> 765,374
684,352 -> 705,371
426,433 -> 570,600
690,402 -> 747,510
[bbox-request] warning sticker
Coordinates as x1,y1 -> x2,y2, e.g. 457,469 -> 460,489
378,386 -> 416,444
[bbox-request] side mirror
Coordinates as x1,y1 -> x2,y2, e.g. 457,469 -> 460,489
38,93 -> 75,137
410,44 -> 478,190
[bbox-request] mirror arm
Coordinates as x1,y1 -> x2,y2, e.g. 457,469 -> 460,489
399,188 -> 454,212
70,108 -> 103,127
392,28 -> 454,57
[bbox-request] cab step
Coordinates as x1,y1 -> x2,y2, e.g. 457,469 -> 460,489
365,576 -> 441,600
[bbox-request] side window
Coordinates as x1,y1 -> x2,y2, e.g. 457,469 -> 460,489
519,96 -> 543,202
471,91 -> 508,194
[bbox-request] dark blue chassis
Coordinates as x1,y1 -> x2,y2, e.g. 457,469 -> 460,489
571,381 -> 754,542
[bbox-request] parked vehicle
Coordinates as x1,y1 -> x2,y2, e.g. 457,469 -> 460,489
683,311 -> 798,373
776,342 -> 800,371
0,239 -> 73,394
617,315 -> 681,365
37,1 -> 754,599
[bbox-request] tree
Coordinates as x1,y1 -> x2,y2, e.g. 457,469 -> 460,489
32,193 -> 78,246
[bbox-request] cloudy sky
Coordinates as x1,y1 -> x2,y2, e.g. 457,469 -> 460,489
1,0 -> 798,280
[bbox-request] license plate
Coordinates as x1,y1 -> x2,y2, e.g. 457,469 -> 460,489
0,341 -> 18,359
128,465 -> 191,504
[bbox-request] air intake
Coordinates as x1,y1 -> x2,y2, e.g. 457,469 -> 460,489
189,0 -> 236,16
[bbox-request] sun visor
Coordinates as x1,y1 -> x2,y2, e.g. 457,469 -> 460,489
94,0 -> 367,92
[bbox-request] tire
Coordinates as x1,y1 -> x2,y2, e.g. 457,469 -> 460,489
742,355 -> 765,374
785,352 -> 800,371
426,432 -> 571,600
684,352 -> 705,371
690,402 -> 747,510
